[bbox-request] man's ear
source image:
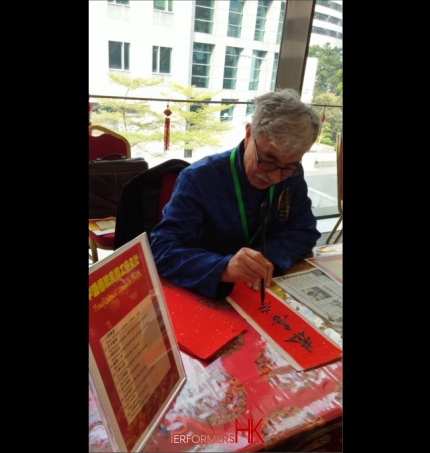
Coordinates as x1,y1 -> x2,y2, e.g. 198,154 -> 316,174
244,123 -> 252,147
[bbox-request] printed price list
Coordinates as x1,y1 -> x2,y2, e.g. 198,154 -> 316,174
101,298 -> 170,424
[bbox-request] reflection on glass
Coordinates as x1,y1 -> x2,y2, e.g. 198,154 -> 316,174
89,0 -> 342,214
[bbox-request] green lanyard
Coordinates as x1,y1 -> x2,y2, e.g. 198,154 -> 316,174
230,147 -> 274,246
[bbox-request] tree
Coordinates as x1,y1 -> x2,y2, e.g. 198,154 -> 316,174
160,82 -> 234,156
90,73 -> 164,149
308,43 -> 343,98
90,75 -> 234,157
313,92 -> 342,146
307,43 -> 343,145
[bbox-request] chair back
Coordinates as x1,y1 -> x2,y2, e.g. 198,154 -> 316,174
157,173 -> 180,223
89,125 -> 131,160
114,159 -> 190,250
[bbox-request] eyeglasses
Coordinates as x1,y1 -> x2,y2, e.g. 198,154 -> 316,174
254,138 -> 302,177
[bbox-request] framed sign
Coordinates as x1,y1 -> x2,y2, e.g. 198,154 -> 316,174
89,233 -> 186,452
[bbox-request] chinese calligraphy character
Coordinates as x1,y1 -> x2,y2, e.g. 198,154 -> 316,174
285,330 -> 312,352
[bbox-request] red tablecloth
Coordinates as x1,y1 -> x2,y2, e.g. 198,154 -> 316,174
89,246 -> 342,452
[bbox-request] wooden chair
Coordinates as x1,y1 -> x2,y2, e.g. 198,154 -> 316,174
89,125 -> 131,263
326,133 -> 343,244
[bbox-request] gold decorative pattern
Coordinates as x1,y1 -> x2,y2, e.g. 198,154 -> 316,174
255,346 -> 316,391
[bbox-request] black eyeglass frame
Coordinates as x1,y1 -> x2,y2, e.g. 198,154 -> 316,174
253,138 -> 303,177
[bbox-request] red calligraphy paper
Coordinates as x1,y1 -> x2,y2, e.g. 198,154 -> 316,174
226,281 -> 342,371
161,282 -> 246,360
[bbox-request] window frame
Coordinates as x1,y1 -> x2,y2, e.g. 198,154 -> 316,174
227,0 -> 244,38
108,40 -> 130,71
276,1 -> 286,44
108,0 -> 130,5
249,50 -> 266,90
194,0 -> 215,34
153,0 -> 173,12
270,52 -> 279,91
254,0 -> 271,42
220,99 -> 238,122
152,46 -> 172,74
191,42 -> 213,88
223,46 -> 242,90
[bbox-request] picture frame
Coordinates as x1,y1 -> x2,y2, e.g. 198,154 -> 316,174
89,232 -> 186,452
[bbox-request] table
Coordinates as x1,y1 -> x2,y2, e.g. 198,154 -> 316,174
89,244 -> 342,452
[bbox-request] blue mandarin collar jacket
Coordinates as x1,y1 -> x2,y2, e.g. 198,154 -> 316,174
150,140 -> 321,300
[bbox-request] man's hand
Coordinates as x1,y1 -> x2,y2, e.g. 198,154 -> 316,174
220,247 -> 274,290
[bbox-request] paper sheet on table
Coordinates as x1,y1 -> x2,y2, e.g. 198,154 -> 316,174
306,253 -> 342,285
89,218 -> 116,236
91,228 -> 115,236
161,282 -> 246,360
227,281 -> 342,371
273,268 -> 342,334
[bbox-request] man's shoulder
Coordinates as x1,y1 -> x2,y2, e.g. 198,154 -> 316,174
186,150 -> 231,173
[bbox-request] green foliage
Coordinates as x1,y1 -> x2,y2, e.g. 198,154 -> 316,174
320,122 -> 334,146
90,75 -> 234,153
307,44 -> 343,144
313,92 -> 342,145
335,68 -> 343,99
91,74 -> 164,148
159,83 -> 233,150
308,43 -> 343,98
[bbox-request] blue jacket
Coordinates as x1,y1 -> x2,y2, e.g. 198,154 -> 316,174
150,140 -> 321,299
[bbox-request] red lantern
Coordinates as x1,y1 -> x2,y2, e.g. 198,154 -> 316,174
164,105 -> 172,151
321,113 -> 325,123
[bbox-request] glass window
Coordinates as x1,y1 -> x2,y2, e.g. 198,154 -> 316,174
227,0 -> 244,38
194,0 -> 214,34
311,25 -> 342,40
249,50 -> 266,90
154,0 -> 173,12
159,47 -> 171,73
153,46 -> 172,73
316,0 -> 342,12
223,46 -> 242,90
276,1 -> 286,44
90,0 -> 342,220
220,99 -> 237,122
301,0 -> 342,217
109,41 -> 130,70
124,43 -> 130,70
191,42 -> 213,88
254,0 -> 271,41
246,100 -> 256,116
270,52 -> 279,91
107,0 -> 130,20
152,47 -> 158,73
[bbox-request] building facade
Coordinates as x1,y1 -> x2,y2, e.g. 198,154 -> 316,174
89,0 -> 342,117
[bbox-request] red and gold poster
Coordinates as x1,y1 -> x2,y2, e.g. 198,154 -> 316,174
89,233 -> 186,452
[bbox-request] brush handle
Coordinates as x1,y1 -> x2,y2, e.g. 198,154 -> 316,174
260,202 -> 267,306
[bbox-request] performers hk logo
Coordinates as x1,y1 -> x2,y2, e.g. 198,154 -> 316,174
169,417 -> 264,445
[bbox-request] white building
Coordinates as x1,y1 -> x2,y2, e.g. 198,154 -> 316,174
310,0 -> 342,49
89,0 -> 342,116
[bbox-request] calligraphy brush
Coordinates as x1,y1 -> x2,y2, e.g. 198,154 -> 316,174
260,202 -> 267,306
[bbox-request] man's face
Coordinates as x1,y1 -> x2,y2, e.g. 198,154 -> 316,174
243,124 -> 305,189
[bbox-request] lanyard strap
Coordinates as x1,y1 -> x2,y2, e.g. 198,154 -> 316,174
230,147 -> 274,246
